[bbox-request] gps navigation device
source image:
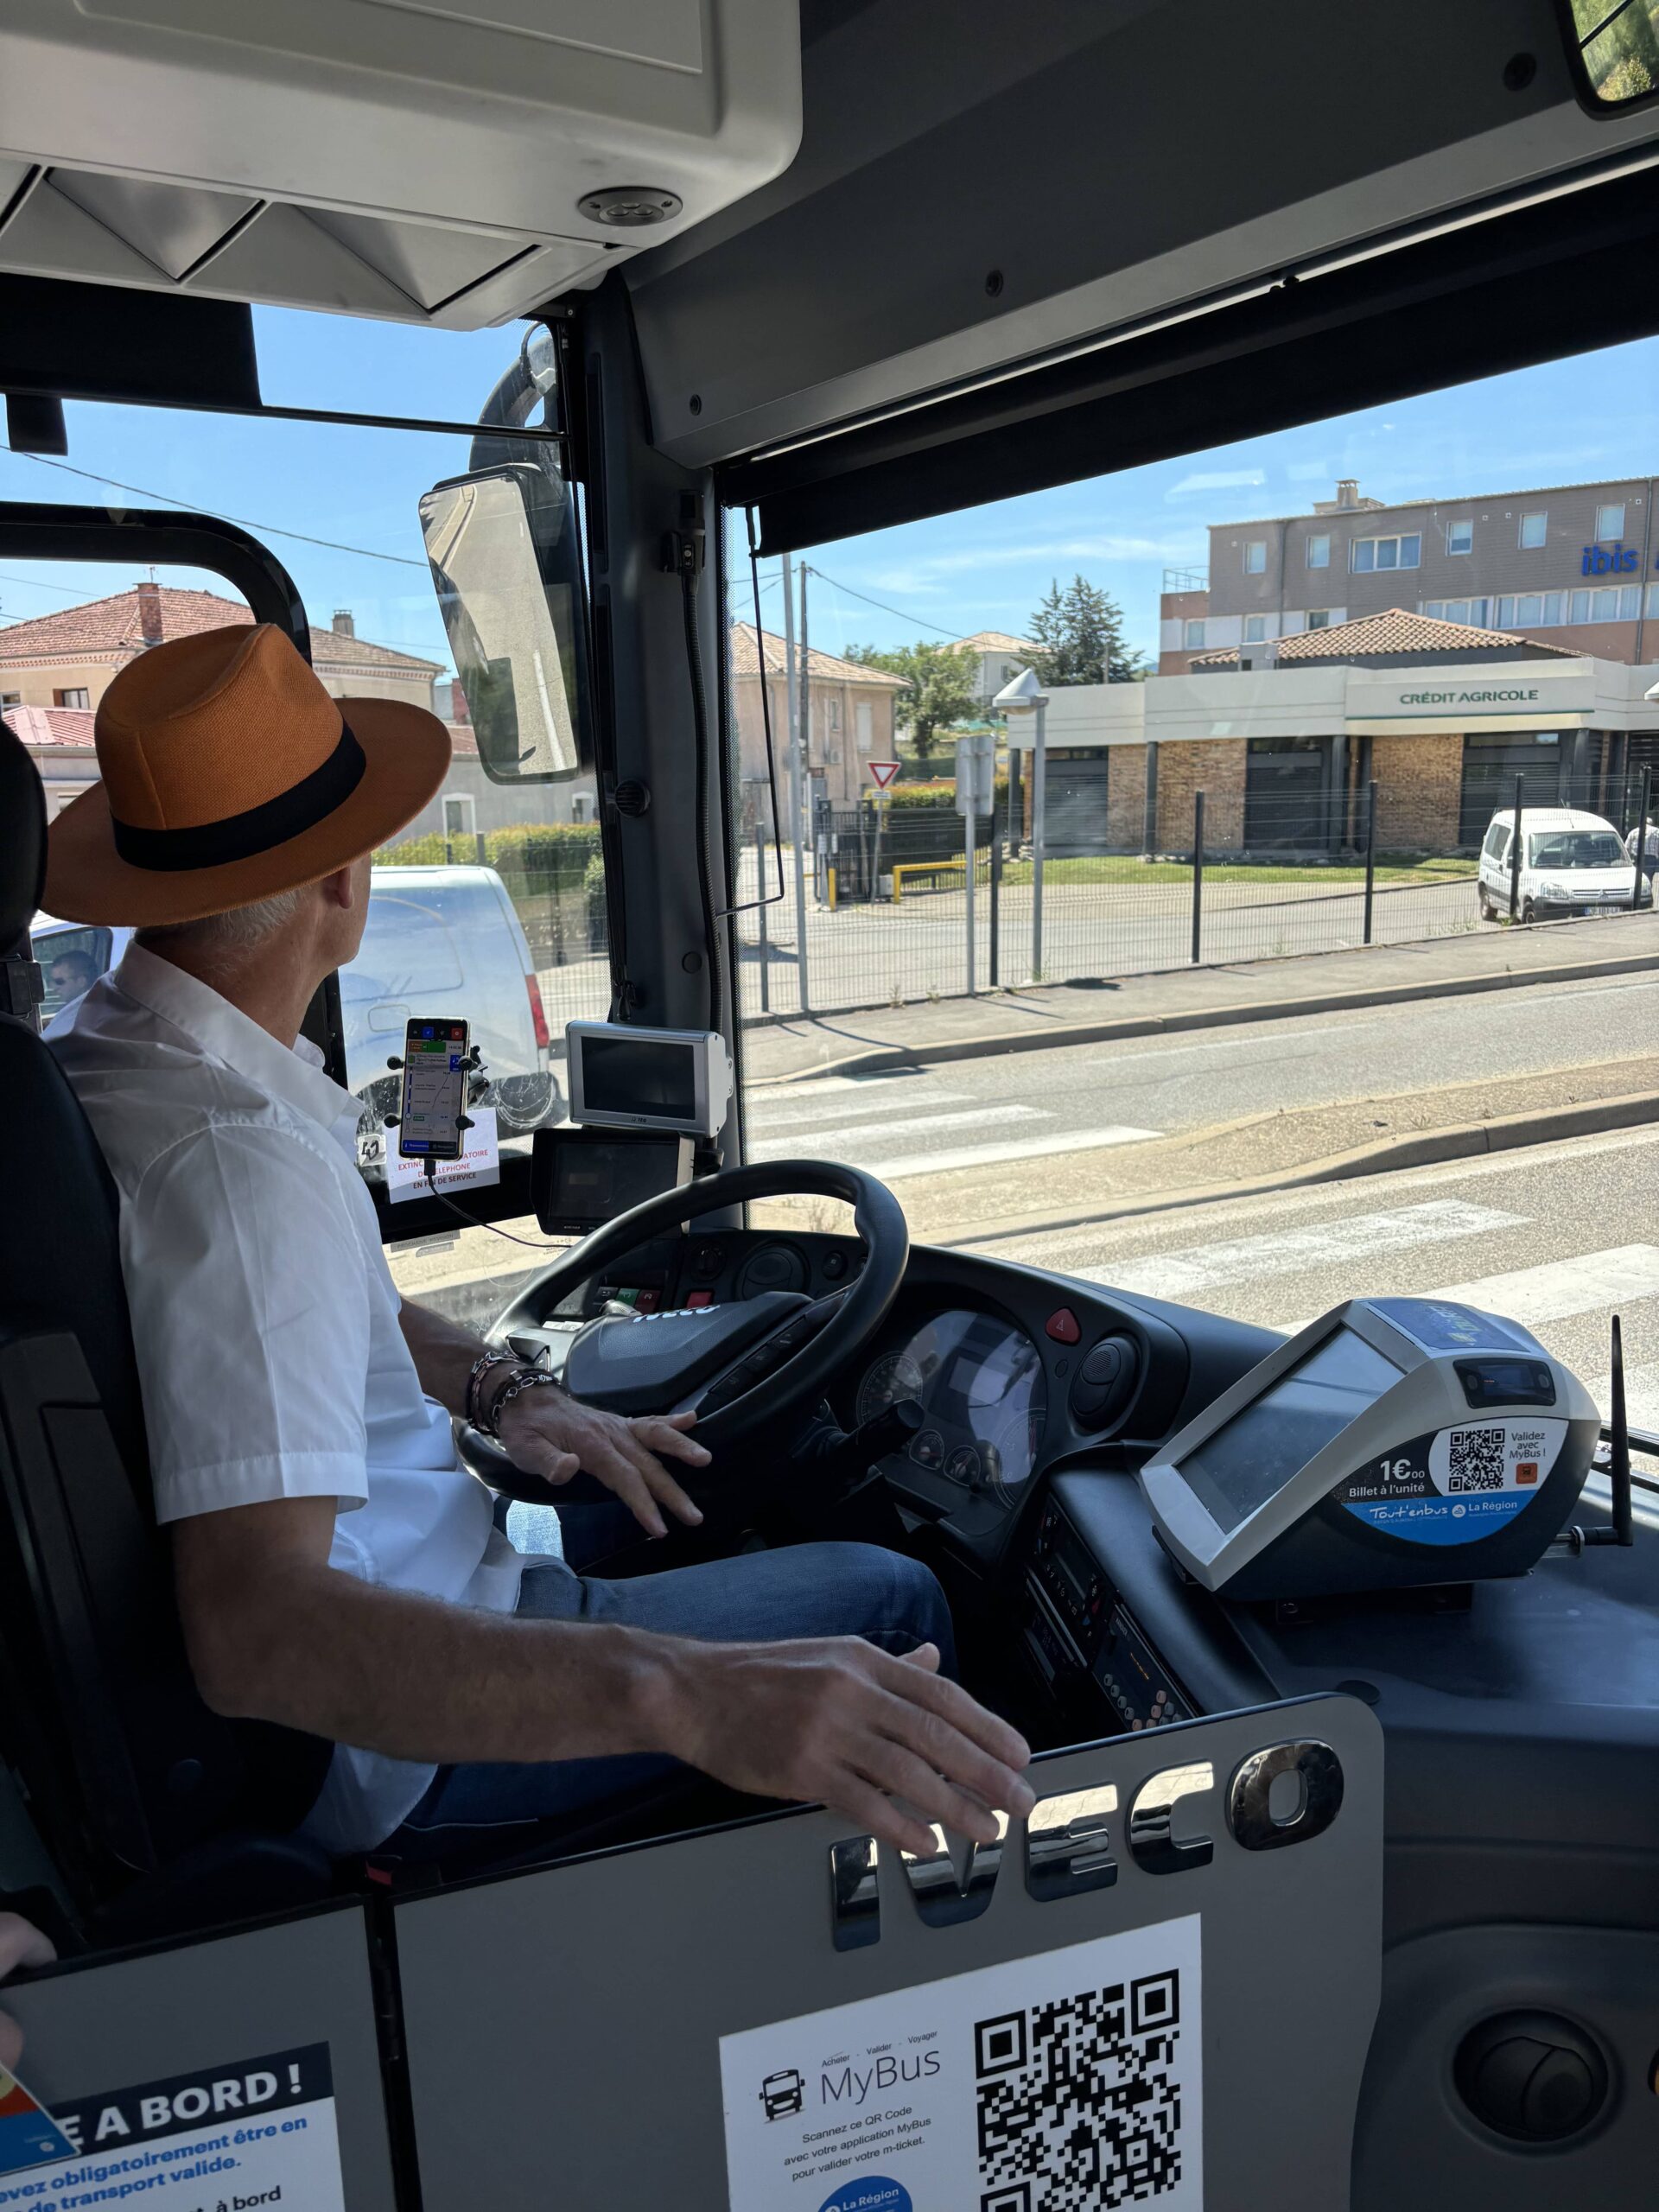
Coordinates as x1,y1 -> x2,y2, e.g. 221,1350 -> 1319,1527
1140,1296 -> 1600,1600
565,1020 -> 732,1137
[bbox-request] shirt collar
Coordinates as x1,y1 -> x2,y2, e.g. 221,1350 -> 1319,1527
111,943 -> 359,1136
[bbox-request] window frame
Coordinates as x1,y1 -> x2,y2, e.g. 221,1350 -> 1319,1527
1243,538 -> 1267,575
1519,510 -> 1547,549
1306,608 -> 1332,630
1305,532 -> 1331,569
1446,519 -> 1473,556
1351,532 -> 1421,573
1243,614 -> 1268,643
1595,501 -> 1626,543
1184,618 -> 1207,649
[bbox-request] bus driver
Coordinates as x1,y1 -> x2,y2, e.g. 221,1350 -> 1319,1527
45,626 -> 1033,1865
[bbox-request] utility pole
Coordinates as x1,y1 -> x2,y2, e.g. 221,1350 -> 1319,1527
780,551 -> 810,1013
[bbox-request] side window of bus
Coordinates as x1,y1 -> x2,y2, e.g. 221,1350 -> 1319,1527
31,925 -> 115,1020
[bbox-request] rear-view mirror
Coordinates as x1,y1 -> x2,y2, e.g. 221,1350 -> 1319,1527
419,460 -> 591,783
1558,0 -> 1659,111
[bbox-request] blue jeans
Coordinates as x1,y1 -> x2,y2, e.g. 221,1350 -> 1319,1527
383,1535 -> 954,1857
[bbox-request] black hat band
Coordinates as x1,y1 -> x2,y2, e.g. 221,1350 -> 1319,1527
111,722 -> 366,872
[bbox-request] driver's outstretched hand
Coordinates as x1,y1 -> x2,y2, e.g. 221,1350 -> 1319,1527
495,1390 -> 710,1537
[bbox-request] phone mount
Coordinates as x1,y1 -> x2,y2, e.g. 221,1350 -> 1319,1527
380,1044 -> 486,1132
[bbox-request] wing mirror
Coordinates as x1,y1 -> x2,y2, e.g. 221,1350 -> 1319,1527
418,459 -> 592,783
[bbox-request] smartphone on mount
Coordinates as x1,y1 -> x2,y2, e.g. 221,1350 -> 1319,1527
397,1017 -> 470,1162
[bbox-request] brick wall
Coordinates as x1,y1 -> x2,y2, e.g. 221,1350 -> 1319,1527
1106,743 -> 1147,848
1371,732 -> 1464,849
1155,739 -> 1246,849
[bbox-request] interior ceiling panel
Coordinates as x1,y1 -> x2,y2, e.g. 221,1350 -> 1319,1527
626,0 -> 1659,468
0,0 -> 800,325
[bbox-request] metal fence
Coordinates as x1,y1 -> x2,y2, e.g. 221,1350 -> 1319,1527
733,765 -> 1655,1024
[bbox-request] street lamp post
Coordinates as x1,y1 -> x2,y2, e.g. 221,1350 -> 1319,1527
992,667 -> 1050,982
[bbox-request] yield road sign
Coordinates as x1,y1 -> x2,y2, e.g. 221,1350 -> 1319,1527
868,760 -> 901,789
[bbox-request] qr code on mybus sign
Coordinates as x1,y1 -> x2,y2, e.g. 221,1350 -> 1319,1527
1447,1426 -> 1506,1492
975,1971 -> 1184,2211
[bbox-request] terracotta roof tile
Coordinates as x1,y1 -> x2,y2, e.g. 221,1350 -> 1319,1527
728,620 -> 908,688
1188,607 -> 1580,668
1,703 -> 96,748
0,587 -> 441,672
960,630 -> 1035,653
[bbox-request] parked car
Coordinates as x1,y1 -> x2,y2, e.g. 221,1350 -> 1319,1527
31,865 -> 561,1163
1475,807 -> 1639,923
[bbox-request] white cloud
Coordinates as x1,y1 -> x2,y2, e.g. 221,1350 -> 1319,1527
862,534 -> 1200,594
1166,469 -> 1266,499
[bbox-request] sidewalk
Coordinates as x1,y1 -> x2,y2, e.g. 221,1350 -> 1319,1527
741,910 -> 1659,1085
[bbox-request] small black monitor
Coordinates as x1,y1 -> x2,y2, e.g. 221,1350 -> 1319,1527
531,1127 -> 691,1235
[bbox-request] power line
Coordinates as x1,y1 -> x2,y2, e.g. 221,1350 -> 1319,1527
801,563 -> 976,643
0,449 -> 427,569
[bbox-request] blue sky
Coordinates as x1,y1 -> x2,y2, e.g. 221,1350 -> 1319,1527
4,309 -> 1659,674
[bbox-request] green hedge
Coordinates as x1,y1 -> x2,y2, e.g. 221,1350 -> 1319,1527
377,821 -> 607,962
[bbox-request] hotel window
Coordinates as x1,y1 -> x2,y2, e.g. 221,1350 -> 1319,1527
1184,620 -> 1206,649
1306,609 -> 1332,629
1243,539 -> 1267,575
1243,615 -> 1268,643
53,687 -> 91,709
1306,533 -> 1331,569
1446,520 -> 1473,556
1519,511 -> 1547,549
1554,586 -> 1635,626
1494,592 -> 1567,631
1421,598 -> 1492,626
1351,533 -> 1421,573
1595,502 -> 1626,542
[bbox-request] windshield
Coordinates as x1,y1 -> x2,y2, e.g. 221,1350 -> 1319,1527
727,334 -> 1659,1441
3,307 -> 608,1326
1528,832 -> 1624,869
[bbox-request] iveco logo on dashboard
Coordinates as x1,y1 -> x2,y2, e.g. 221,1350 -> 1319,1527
1395,687 -> 1542,704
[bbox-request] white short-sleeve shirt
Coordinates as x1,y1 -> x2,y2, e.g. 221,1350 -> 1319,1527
50,944 -> 523,1852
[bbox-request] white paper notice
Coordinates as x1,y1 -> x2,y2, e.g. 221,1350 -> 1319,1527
0,2042 -> 346,2207
720,1915 -> 1200,2212
387,1106 -> 500,1205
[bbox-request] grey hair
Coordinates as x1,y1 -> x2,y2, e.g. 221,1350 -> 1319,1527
136,886 -> 309,961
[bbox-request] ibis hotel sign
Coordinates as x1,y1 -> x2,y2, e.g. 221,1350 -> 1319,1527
1345,662 -> 1593,731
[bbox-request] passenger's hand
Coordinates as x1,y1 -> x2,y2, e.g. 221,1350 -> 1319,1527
495,1389 -> 710,1538
0,1913 -> 56,2073
667,1637 -> 1034,1854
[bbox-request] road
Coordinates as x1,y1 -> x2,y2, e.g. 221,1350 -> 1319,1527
978,1124 -> 1659,1433
743,967 -> 1658,1186
732,850 -> 1487,1018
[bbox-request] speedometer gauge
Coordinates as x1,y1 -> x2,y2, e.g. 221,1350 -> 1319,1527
856,1351 -> 925,1427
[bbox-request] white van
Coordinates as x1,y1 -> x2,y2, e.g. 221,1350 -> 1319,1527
32,863 -> 561,1151
1476,807 -> 1638,923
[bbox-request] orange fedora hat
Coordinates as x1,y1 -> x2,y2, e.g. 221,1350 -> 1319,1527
45,623 -> 451,926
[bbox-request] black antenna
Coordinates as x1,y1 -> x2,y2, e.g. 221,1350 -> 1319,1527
1585,1313 -> 1635,1549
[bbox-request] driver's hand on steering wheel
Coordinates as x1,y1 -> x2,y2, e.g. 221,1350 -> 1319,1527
495,1390 -> 711,1539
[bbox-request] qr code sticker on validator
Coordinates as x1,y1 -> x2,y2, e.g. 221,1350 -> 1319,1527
975,1970 -> 1184,2211
1447,1426 -> 1506,1491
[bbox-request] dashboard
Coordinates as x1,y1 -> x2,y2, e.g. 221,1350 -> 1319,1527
855,1306 -> 1048,1523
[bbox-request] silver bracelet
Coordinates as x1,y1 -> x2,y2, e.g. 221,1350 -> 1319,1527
484,1366 -> 565,1439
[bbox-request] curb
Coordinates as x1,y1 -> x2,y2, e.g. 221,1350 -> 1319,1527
748,948 -> 1659,1087
948,1088 -> 1659,1249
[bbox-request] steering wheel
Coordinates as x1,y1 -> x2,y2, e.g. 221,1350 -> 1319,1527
463,1160 -> 909,1478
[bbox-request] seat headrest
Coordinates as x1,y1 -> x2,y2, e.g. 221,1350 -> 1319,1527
0,716 -> 48,945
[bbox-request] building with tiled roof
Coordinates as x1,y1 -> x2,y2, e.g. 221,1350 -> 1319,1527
3,582 -> 447,826
0,582 -> 442,717
728,621 -> 906,810
957,629 -> 1038,707
1188,607 -> 1580,670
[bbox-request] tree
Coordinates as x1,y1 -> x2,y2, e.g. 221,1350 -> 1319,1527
843,640 -> 979,760
1027,575 -> 1143,686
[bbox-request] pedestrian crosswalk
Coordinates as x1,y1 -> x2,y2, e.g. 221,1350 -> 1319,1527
743,1073 -> 1159,1180
1084,1200 -> 1523,1301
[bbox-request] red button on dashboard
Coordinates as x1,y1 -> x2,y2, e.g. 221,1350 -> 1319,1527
1045,1307 -> 1082,1344
686,1290 -> 715,1308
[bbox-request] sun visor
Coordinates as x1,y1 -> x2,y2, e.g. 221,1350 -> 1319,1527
723,162 -> 1659,555
0,272 -> 258,410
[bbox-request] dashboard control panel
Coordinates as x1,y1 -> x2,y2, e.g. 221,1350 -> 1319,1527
1028,1497 -> 1194,1733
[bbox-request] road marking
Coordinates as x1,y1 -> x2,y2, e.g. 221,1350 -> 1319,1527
747,1086 -> 969,1128
1589,1360 -> 1659,1436
751,1104 -> 1049,1160
746,1071 -> 936,1103
872,1126 -> 1161,1180
1087,1199 -> 1523,1300
1409,1246 -> 1659,1328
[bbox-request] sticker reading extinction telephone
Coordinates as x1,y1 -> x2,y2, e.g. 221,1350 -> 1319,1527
397,1017 -> 470,1162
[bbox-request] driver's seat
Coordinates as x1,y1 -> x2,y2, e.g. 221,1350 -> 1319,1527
0,715 -> 334,1929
